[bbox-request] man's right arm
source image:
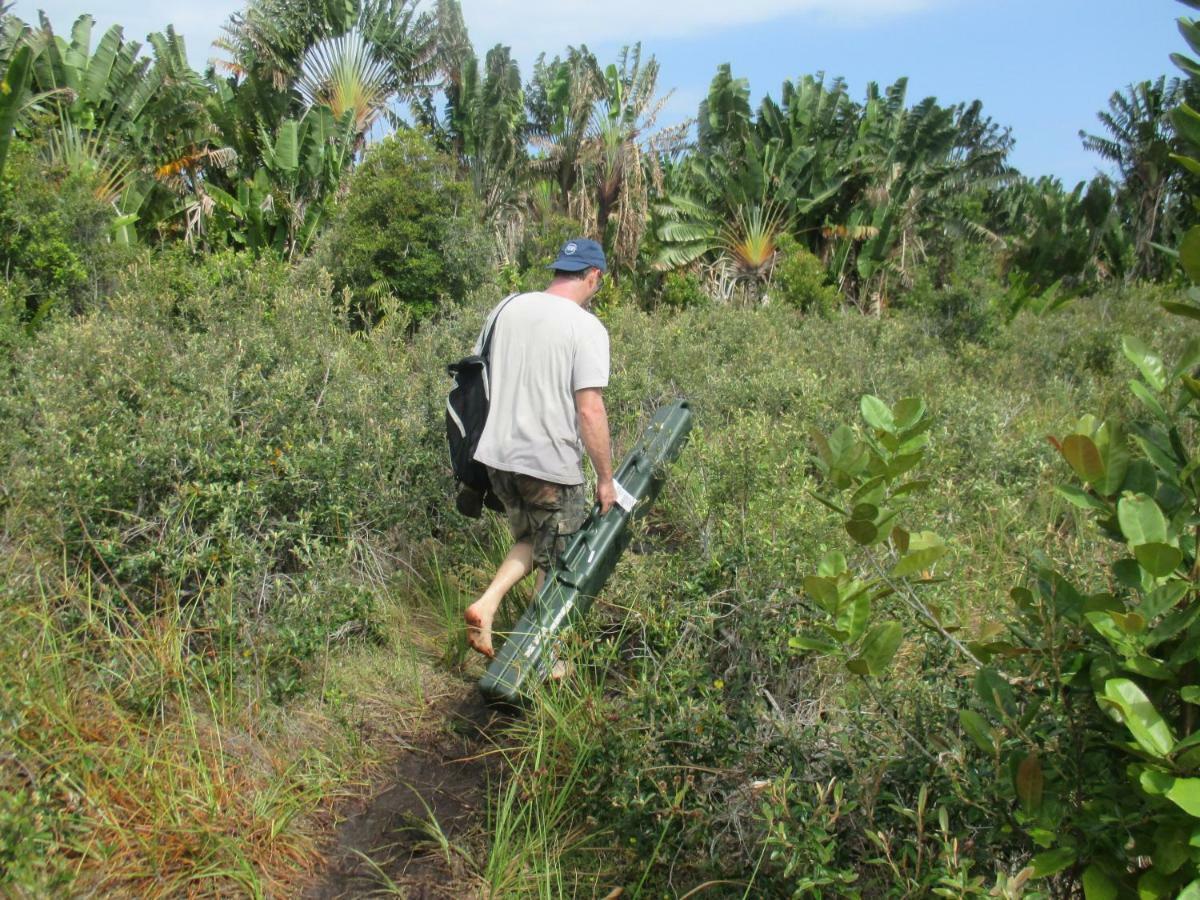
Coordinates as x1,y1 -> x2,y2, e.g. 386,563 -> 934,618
575,387 -> 615,515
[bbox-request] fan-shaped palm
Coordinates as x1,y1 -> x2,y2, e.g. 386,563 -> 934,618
297,28 -> 392,137
216,0 -> 435,131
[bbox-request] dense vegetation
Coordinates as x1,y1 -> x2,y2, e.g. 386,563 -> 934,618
5,0 -> 1200,895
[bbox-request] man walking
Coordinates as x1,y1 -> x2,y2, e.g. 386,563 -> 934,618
464,238 -> 616,659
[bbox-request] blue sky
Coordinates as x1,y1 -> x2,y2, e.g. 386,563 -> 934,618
7,0 -> 1187,185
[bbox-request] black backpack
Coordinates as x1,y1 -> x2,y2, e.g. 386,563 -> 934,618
446,294 -> 517,516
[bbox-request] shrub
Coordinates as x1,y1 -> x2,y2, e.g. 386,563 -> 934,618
517,213 -> 583,273
656,270 -> 709,311
0,251 -> 472,695
316,129 -> 492,325
0,143 -> 128,330
771,234 -> 840,315
901,247 -> 1006,345
546,287 -> 1176,892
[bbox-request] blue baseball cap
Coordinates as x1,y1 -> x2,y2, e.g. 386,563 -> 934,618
549,237 -> 607,273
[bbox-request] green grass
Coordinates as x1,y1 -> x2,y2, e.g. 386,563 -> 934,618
0,255 -> 1184,894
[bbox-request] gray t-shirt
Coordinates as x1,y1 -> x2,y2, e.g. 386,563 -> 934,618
472,291 -> 610,485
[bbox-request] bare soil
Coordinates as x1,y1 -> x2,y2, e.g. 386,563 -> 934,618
304,683 -> 510,899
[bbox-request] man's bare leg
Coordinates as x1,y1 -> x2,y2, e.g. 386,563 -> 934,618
465,541 -> 536,658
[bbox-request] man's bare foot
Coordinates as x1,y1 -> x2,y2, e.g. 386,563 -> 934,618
464,601 -> 495,658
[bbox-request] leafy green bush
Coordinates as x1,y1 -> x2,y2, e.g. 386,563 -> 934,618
538,286 -> 1179,893
655,270 -> 709,311
900,247 -> 1006,345
0,143 -> 129,331
778,287 -> 1200,895
0,250 -> 487,696
316,129 -> 492,325
516,212 -> 582,273
771,233 -> 840,315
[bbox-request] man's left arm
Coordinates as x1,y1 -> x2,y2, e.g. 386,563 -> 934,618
575,387 -> 615,515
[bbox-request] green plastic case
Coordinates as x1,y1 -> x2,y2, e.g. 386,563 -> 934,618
479,399 -> 694,704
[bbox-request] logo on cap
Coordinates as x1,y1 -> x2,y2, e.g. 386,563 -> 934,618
565,242 -> 577,254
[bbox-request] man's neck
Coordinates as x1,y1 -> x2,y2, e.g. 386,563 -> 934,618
544,280 -> 589,307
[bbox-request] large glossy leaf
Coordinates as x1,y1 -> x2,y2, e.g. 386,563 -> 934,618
1030,848 -> 1076,877
1060,434 -> 1105,484
892,531 -> 946,577
846,519 -> 878,545
1121,459 -> 1158,496
81,25 -> 123,107
1134,543 -> 1183,578
1142,582 -> 1190,619
1150,602 -> 1200,646
851,476 -> 887,508
1163,301 -> 1200,321
269,119 -> 300,174
975,666 -> 1017,718
1082,865 -> 1118,900
1056,484 -> 1108,511
856,621 -> 903,676
837,591 -> 871,642
1166,777 -> 1200,817
893,397 -> 926,430
0,45 -> 33,179
1139,869 -> 1174,899
817,551 -> 848,577
1095,421 -> 1130,495
1118,495 -> 1169,547
959,710 -> 995,752
1016,754 -> 1044,812
1130,379 -> 1169,421
860,395 -> 894,433
1176,103 -> 1200,147
1123,336 -> 1167,392
1182,225 -> 1200,283
1101,677 -> 1175,757
1176,337 -> 1200,380
789,635 -> 838,653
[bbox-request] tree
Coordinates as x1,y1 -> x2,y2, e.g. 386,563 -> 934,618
1081,77 -> 1188,279
315,128 -> 490,323
413,3 -> 527,253
655,68 -> 1010,308
579,44 -> 684,270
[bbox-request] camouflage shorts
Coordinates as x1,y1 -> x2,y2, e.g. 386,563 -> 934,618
486,467 -> 590,571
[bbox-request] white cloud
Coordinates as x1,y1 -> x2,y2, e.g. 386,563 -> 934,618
460,0 -> 938,62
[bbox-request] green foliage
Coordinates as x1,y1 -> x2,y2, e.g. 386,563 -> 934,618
789,292 -> 1200,894
771,233 -> 839,314
0,249 -> 480,696
0,766 -> 74,894
758,777 -> 860,895
1081,77 -> 1194,279
654,270 -> 709,311
543,287 -> 1168,893
901,246 -> 1004,344
0,142 -> 128,333
0,42 -> 32,179
655,69 -> 1011,308
992,175 -> 1125,311
206,106 -> 358,258
515,211 -> 579,273
316,129 -> 490,323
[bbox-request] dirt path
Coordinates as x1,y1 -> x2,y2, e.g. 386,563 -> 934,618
305,683 -> 509,899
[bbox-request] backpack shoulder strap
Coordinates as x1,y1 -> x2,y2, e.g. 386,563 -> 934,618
479,293 -> 520,360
